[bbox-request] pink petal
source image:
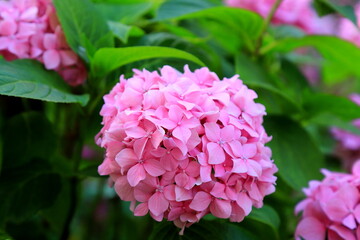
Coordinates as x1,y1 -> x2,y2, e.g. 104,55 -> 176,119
210,182 -> 227,199
207,142 -> 225,164
17,23 -> 36,38
175,172 -> 189,188
43,33 -> 57,50
175,186 -> 193,201
204,122 -> 220,142
232,158 -> 247,173
0,37 -> 10,50
127,164 -> 146,187
220,125 -> 235,142
0,20 -> 17,36
189,191 -> 211,211
160,118 -> 177,130
329,224 -> 356,240
43,49 -> 61,70
200,165 -> 212,182
20,6 -> 38,21
173,125 -> 191,143
134,202 -> 149,216
163,185 -> 176,201
343,214 -> 357,230
148,192 -> 169,216
236,193 -> 252,215
168,105 -> 183,123
125,126 -> 147,138
115,148 -> 137,170
185,161 -> 200,177
114,176 -> 134,201
143,159 -> 165,177
59,50 -> 78,66
242,143 -> 257,159
295,217 -> 325,240
210,199 -> 231,218
150,129 -> 164,148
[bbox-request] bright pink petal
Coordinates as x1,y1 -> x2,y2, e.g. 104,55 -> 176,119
148,192 -> 169,216
343,214 -> 357,230
127,164 -> 146,187
189,191 -> 211,211
242,143 -> 257,158
200,165 -> 212,182
125,126 -> 147,138
232,158 -> 247,173
20,6 -> 38,21
173,125 -> 191,143
295,217 -> 325,240
329,224 -> 356,240
207,142 -> 225,164
143,159 -> 165,177
210,199 -> 231,218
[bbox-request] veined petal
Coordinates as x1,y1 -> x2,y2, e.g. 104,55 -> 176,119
134,202 -> 149,216
148,192 -> 169,216
115,148 -> 137,169
43,49 -> 61,70
295,217 -> 325,240
173,126 -> 191,143
204,122 -> 220,142
207,142 -> 225,164
189,191 -> 211,211
210,199 -> 231,219
143,159 -> 165,177
127,164 -> 146,187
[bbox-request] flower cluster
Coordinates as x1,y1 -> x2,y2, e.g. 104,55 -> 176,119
96,65 -> 277,233
225,0 -> 334,34
295,161 -> 360,240
339,4 -> 360,47
332,94 -> 360,171
0,0 -> 86,86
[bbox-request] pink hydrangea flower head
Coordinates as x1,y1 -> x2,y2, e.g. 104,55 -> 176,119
225,0 -> 335,34
0,0 -> 87,86
338,4 -> 360,47
332,94 -> 360,171
295,161 -> 360,240
96,65 -> 278,233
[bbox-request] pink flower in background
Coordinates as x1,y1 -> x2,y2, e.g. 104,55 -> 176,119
225,0 -> 335,34
0,0 -> 86,86
295,161 -> 360,240
338,4 -> 360,46
332,94 -> 360,171
96,65 -> 277,233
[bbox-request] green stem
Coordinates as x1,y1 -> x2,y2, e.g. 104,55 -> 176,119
254,0 -> 284,57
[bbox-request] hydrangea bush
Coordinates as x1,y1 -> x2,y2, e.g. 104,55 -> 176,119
0,0 -> 360,239
96,65 -> 277,233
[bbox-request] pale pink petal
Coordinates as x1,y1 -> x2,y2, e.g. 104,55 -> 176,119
43,33 -> 57,50
242,143 -> 257,159
204,122 -> 220,142
0,37 -> 11,50
220,125 -> 235,142
20,6 -> 38,21
150,129 -> 164,148
127,164 -> 146,187
210,199 -> 231,219
207,142 -> 225,164
343,214 -> 356,230
0,20 -> 17,36
175,186 -> 193,201
163,185 -> 176,201
200,165 -> 212,182
236,192 -> 252,215
143,159 -> 165,177
148,192 -> 169,216
43,49 -> 61,70
173,125 -> 191,143
232,158 -> 247,173
295,217 -> 325,240
115,148 -> 137,169
189,191 -> 211,211
125,126 -> 147,138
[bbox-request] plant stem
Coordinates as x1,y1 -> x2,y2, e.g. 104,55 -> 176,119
254,0 -> 284,56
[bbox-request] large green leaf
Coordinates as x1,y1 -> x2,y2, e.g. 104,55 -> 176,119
149,220 -> 259,240
264,116 -> 324,190
0,160 -> 62,223
91,46 -> 205,77
95,2 -> 152,24
262,36 -> 360,84
303,93 -> 360,122
156,7 -> 263,52
0,230 -> 13,240
0,60 -> 89,106
53,0 -> 113,60
2,112 -> 57,169
155,0 -> 217,21
247,205 -> 280,234
314,0 -> 357,25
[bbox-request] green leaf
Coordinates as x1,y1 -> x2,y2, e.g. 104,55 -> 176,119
247,205 -> 280,234
53,0 -> 113,60
0,59 -> 89,106
264,116 -> 324,190
149,220 -> 259,240
313,0 -> 357,25
155,7 -> 263,52
91,46 -> 205,77
155,0 -> 217,21
0,230 -> 13,240
108,21 -> 144,43
303,93 -> 360,122
95,2 -> 152,24
262,36 -> 360,85
2,112 -> 57,169
0,160 -> 62,223
235,54 -> 302,114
